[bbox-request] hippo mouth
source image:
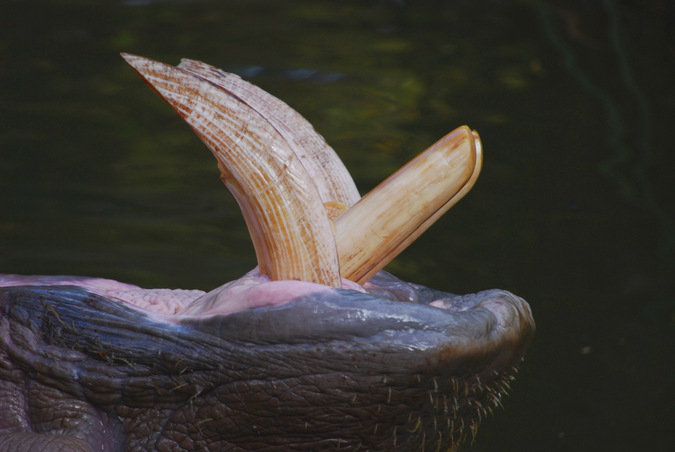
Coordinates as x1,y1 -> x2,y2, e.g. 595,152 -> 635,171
0,55 -> 534,451
111,54 -> 488,314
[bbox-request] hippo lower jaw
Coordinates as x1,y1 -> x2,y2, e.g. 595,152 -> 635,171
0,54 -> 534,451
0,273 -> 532,451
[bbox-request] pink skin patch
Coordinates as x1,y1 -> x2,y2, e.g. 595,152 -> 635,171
179,269 -> 366,316
0,269 -> 367,317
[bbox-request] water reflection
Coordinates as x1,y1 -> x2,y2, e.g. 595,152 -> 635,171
535,0 -> 673,269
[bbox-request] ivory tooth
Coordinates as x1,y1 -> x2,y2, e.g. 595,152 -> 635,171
122,53 -> 341,287
334,126 -> 480,284
375,130 -> 483,269
177,59 -> 361,208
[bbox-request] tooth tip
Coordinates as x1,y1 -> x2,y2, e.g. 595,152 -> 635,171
120,52 -> 138,64
121,53 -> 158,75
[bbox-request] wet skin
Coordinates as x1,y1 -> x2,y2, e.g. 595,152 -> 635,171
0,271 -> 533,451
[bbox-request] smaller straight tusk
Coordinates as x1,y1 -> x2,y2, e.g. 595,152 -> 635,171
335,126 -> 481,284
373,130 -> 482,272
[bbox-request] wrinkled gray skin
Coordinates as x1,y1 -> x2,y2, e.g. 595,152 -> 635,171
0,271 -> 533,451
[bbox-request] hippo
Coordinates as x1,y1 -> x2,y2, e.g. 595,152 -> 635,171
0,54 -> 534,451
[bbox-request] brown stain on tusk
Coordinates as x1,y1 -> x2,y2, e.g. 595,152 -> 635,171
324,201 -> 349,222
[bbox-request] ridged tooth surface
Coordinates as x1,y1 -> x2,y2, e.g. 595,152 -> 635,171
335,126 -> 480,284
122,53 -> 341,287
177,59 -> 361,208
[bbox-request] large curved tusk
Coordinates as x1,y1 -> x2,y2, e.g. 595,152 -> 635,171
335,126 -> 480,284
177,58 -> 361,209
122,53 -> 341,287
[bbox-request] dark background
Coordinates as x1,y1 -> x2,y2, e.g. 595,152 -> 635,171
1,1 -> 673,451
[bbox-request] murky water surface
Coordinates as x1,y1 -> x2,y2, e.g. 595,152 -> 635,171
1,1 -> 673,450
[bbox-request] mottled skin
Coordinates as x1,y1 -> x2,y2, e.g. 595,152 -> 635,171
0,271 -> 533,451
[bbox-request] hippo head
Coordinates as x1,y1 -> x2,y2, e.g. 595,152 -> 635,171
0,55 -> 534,451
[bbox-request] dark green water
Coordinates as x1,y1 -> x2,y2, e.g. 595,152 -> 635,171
1,1 -> 673,450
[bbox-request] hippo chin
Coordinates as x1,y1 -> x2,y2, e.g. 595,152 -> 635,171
0,54 -> 534,451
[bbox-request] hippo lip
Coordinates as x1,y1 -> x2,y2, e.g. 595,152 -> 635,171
0,271 -> 534,363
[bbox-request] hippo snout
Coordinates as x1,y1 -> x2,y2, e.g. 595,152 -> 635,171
0,54 -> 534,451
